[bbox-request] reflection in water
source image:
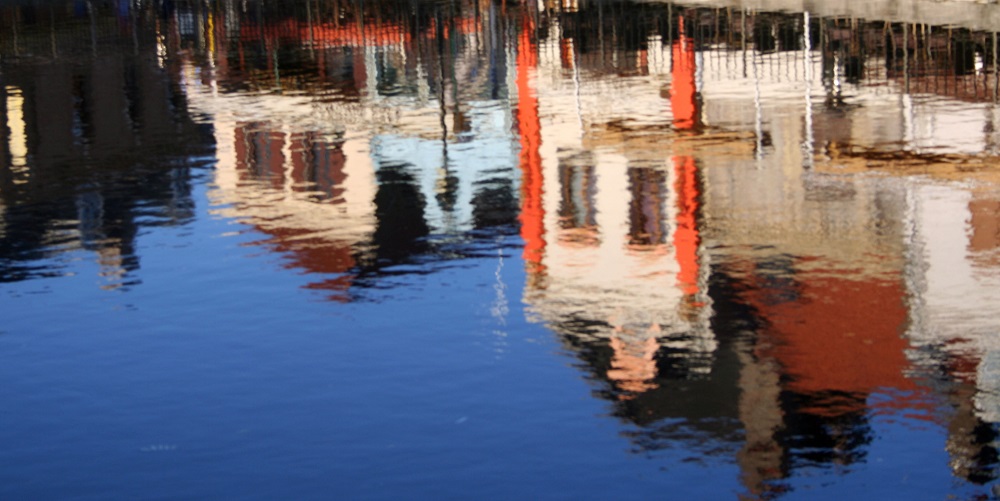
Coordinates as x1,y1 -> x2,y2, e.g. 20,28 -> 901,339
5,0 -> 1000,497
0,12 -> 211,288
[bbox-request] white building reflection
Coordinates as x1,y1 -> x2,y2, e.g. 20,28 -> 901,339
180,5 -> 520,299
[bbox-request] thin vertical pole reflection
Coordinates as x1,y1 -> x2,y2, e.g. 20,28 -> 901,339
306,0 -> 315,56
741,8 -> 746,79
10,10 -> 18,57
49,6 -> 57,58
803,11 -> 813,170
517,15 -> 545,278
993,32 -> 998,103
753,49 -> 763,164
572,38 -> 583,135
131,0 -> 139,56
904,22 -> 910,94
88,0 -> 97,55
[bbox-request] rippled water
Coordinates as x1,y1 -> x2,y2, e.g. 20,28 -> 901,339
3,0 -> 1000,498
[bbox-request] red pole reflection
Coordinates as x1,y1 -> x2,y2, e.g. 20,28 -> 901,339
673,156 -> 700,298
671,16 -> 701,300
517,16 -> 545,276
670,17 -> 698,130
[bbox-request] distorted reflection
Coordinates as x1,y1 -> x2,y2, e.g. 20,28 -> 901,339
5,0 -> 1000,497
0,9 -> 209,288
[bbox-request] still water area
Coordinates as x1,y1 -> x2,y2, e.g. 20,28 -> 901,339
5,0 -> 1000,498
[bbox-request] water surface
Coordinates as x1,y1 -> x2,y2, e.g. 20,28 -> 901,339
3,0 -> 1000,498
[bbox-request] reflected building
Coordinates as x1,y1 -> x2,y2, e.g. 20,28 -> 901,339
522,6 -> 718,407
132,0 -> 1000,493
0,1 -> 211,289
179,0 -> 523,299
520,1 -> 739,481
904,180 -> 1000,484
9,0 -> 1000,496
515,1 -> 1000,496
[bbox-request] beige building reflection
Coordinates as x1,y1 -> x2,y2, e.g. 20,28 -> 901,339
520,12 -> 716,401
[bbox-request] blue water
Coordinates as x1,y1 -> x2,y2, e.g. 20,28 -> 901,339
3,0 -> 1000,498
0,200 -> 739,499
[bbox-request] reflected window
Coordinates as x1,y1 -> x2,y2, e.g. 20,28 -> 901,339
627,167 -> 667,247
558,155 -> 599,246
235,122 -> 286,187
289,132 -> 347,202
